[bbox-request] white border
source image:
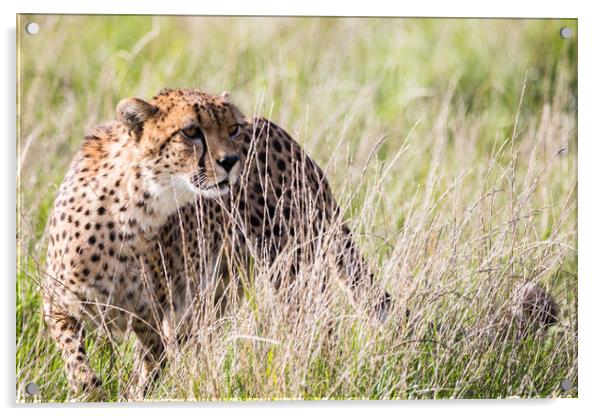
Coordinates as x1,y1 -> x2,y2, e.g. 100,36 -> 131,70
3,1 -> 601,415
5,0 -> 583,18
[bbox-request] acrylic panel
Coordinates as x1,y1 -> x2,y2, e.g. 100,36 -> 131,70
16,15 -> 577,402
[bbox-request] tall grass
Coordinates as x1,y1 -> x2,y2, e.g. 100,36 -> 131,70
16,16 -> 577,401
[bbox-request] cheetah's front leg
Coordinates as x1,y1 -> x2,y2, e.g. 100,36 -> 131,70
43,299 -> 102,399
127,320 -> 166,400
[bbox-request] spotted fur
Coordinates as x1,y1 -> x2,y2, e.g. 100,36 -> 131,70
43,88 -> 390,399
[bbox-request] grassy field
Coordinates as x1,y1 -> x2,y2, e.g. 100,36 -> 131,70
16,16 -> 577,401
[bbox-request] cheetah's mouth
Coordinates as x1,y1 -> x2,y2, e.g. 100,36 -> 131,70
191,176 -> 232,197
197,178 -> 231,198
213,178 -> 231,190
190,170 -> 239,198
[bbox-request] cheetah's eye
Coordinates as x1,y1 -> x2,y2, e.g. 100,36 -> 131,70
180,126 -> 205,143
228,124 -> 240,138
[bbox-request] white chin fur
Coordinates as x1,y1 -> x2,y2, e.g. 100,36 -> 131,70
147,175 -> 198,219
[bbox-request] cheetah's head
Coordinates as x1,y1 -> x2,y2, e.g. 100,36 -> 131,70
116,88 -> 244,201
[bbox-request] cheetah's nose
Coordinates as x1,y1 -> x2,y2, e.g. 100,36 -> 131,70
217,155 -> 239,173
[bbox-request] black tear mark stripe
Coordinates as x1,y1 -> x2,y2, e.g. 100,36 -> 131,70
192,101 -> 208,160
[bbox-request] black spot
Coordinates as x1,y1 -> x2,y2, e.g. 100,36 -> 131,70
97,207 -> 106,215
250,215 -> 261,227
91,254 -> 100,262
272,139 -> 282,152
277,159 -> 287,171
88,235 -> 96,245
273,223 -> 284,237
345,239 -> 353,250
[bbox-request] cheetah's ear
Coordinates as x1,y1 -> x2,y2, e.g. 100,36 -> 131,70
219,91 -> 231,103
116,97 -> 158,139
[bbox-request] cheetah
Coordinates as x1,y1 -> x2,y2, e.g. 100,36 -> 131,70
43,88 -> 391,399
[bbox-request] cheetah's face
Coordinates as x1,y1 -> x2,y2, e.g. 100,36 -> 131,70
117,88 -> 244,201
